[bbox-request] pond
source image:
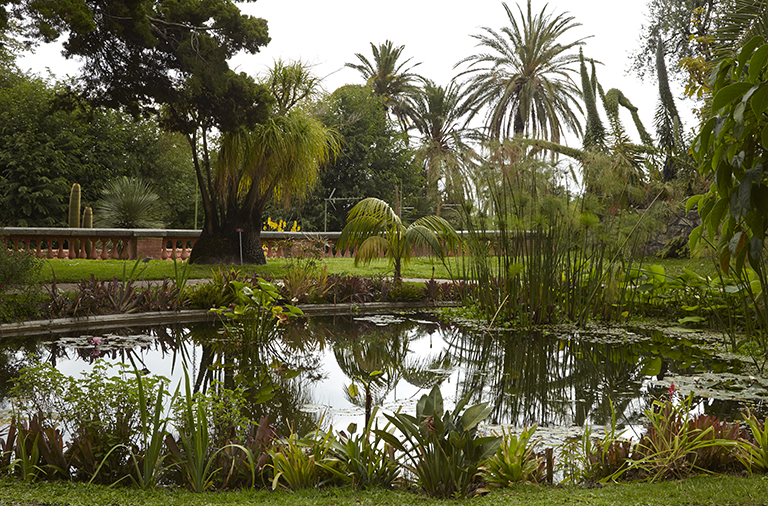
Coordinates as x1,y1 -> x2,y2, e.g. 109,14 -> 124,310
1,312 -> 767,445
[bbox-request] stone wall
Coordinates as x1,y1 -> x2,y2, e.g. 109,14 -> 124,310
644,209 -> 702,258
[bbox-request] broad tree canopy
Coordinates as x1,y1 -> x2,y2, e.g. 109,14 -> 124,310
11,0 -> 276,261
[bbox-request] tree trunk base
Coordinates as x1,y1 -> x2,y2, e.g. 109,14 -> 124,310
188,230 -> 267,265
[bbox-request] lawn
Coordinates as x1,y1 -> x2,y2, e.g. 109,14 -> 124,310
41,256 -> 465,284
1,474 -> 767,506
39,255 -> 718,285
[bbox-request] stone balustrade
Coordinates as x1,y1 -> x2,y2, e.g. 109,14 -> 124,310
0,228 -> 349,261
1,227 -> 495,261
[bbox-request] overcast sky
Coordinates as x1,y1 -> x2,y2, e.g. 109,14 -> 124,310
18,0 -> 687,149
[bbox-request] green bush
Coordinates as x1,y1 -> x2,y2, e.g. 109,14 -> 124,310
0,247 -> 45,322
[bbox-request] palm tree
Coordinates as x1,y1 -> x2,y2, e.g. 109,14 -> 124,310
345,40 -> 422,130
456,0 -> 586,142
190,60 -> 338,264
409,79 -> 478,214
337,197 -> 461,282
94,176 -> 165,228
713,0 -> 768,58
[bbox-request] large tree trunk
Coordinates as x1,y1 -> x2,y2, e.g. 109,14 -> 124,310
188,217 -> 267,265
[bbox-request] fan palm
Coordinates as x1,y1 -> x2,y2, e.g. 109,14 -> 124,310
337,197 -> 461,282
94,176 -> 165,228
409,79 -> 478,214
456,0 -> 586,142
345,40 -> 422,130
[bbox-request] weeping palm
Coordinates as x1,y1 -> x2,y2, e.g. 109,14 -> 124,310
337,197 -> 461,282
409,79 -> 478,214
456,0 -> 586,142
345,40 -> 422,130
191,60 -> 337,264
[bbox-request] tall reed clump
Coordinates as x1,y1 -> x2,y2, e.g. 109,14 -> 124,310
459,171 -> 633,327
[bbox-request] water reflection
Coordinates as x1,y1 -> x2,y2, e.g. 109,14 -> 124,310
0,314 -> 760,432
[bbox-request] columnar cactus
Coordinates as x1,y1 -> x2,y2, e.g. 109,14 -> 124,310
68,183 -> 81,228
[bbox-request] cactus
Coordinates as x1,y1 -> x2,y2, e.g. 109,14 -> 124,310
68,183 -> 81,228
68,183 -> 81,257
82,206 -> 93,257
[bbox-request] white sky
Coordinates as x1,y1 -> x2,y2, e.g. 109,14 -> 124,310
17,0 -> 692,149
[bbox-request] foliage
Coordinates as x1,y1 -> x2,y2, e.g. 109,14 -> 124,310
295,84 -> 422,232
191,61 -> 336,264
557,402 -> 632,484
10,360 -> 168,484
631,393 -> 739,482
20,0 -> 273,259
94,176 -> 165,229
328,408 -> 399,490
740,411 -> 768,473
268,427 -> 338,491
0,62 -> 197,228
375,385 -> 499,498
408,79 -> 476,212
387,283 -> 424,302
629,0 -> 717,85
456,0 -> 585,141
211,278 -> 303,344
482,425 -> 543,486
0,247 -> 44,322
690,36 -> 768,361
128,368 -> 174,490
337,197 -> 461,282
345,40 -> 422,130
165,367 -> 220,492
691,36 -> 768,270
49,275 -> 181,318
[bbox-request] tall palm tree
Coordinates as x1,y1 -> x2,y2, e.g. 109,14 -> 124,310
190,60 -> 338,264
456,0 -> 586,143
337,197 -> 461,282
409,79 -> 478,214
345,40 -> 422,130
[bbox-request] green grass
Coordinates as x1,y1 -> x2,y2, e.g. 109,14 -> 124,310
38,256 -> 719,285
40,256 -> 463,284
1,475 -> 767,506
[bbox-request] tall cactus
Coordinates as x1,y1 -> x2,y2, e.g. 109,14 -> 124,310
82,206 -> 93,258
68,183 -> 81,228
68,183 -> 81,257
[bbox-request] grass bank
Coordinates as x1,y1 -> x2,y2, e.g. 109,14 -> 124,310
40,256 -> 461,284
1,475 -> 767,506
40,256 -> 716,284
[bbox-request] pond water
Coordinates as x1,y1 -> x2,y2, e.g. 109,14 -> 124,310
1,312 -> 767,444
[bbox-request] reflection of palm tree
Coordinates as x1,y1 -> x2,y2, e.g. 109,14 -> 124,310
334,327 -> 410,405
447,326 -> 645,427
456,0 -> 585,142
345,40 -> 422,130
400,352 -> 452,390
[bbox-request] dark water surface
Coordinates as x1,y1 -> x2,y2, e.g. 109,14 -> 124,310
1,313 -> 765,437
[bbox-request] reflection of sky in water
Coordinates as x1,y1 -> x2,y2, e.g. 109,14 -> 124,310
304,322 -> 457,430
2,316 -> 763,437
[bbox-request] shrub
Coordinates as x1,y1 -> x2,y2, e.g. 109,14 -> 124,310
482,425 -> 544,486
0,247 -> 45,322
376,385 -> 499,498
